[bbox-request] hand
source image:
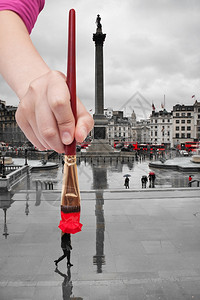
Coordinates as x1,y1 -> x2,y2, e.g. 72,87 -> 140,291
15,70 -> 94,153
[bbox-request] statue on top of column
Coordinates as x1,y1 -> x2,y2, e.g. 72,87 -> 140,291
96,14 -> 102,30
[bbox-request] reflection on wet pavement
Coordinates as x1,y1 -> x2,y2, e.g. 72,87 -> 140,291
1,159 -> 200,299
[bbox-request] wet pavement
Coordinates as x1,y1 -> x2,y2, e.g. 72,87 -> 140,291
1,187 -> 200,299
13,157 -> 197,190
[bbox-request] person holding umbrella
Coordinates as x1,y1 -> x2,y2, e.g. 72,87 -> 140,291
54,232 -> 73,268
123,174 -> 131,189
149,172 -> 156,188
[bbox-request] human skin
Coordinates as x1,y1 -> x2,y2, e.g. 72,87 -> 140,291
0,11 -> 94,153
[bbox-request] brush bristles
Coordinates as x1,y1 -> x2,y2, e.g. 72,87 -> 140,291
61,205 -> 80,213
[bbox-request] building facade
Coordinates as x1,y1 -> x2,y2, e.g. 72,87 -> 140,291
150,109 -> 172,147
172,104 -> 195,147
134,119 -> 151,144
0,100 -> 27,146
193,101 -> 200,141
106,110 -> 132,145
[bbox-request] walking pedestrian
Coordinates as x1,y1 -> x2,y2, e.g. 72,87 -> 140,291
54,232 -> 73,267
141,175 -> 148,188
124,177 -> 130,189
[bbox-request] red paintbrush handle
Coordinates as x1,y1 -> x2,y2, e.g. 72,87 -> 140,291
64,9 -> 76,156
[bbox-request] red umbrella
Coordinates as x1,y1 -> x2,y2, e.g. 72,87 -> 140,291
149,172 -> 155,175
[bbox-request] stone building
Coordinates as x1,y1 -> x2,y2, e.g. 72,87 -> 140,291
172,104 -> 195,147
134,119 -> 151,144
106,110 -> 132,145
0,100 -> 27,146
193,100 -> 200,141
150,109 -> 172,148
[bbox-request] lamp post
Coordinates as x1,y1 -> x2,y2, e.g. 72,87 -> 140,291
24,148 -> 28,165
1,146 -> 7,178
24,142 -> 29,165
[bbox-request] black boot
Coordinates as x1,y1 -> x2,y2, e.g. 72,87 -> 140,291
67,261 -> 73,267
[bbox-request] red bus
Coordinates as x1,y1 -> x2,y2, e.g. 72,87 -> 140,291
137,144 -> 165,153
185,141 -> 200,152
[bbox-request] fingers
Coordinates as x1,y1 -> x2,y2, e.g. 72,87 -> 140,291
35,98 -> 65,153
47,74 -> 75,146
15,106 -> 46,151
75,98 -> 94,143
16,70 -> 94,153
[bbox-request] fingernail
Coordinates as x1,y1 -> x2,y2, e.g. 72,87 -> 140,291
62,132 -> 72,144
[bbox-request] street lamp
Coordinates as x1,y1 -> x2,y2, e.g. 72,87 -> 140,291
24,142 -> 29,165
1,146 -> 7,178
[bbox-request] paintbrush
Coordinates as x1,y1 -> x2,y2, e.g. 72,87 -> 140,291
58,9 -> 82,234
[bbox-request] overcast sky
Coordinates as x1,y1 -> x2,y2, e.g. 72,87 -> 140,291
0,0 -> 200,120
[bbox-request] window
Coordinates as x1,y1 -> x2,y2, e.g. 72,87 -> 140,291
168,131 -> 170,136
181,133 -> 185,138
187,126 -> 191,131
176,120 -> 179,124
181,120 -> 185,123
181,126 -> 185,131
187,120 -> 191,123
182,113 -> 185,117
155,126 -> 157,129
198,115 -> 200,119
198,108 -> 200,112
176,126 -> 179,131
162,119 -> 165,122
155,131 -> 157,136
168,119 -> 170,122
176,113 -> 180,117
155,120 -> 157,123
187,133 -> 191,138
187,113 -> 191,117
175,133 -> 179,138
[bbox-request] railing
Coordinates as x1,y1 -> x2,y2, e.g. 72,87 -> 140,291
0,165 -> 29,191
5,165 -> 22,172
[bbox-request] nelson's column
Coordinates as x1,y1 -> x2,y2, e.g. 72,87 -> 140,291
88,14 -> 113,153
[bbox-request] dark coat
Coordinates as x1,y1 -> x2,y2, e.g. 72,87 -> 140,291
61,233 -> 72,251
